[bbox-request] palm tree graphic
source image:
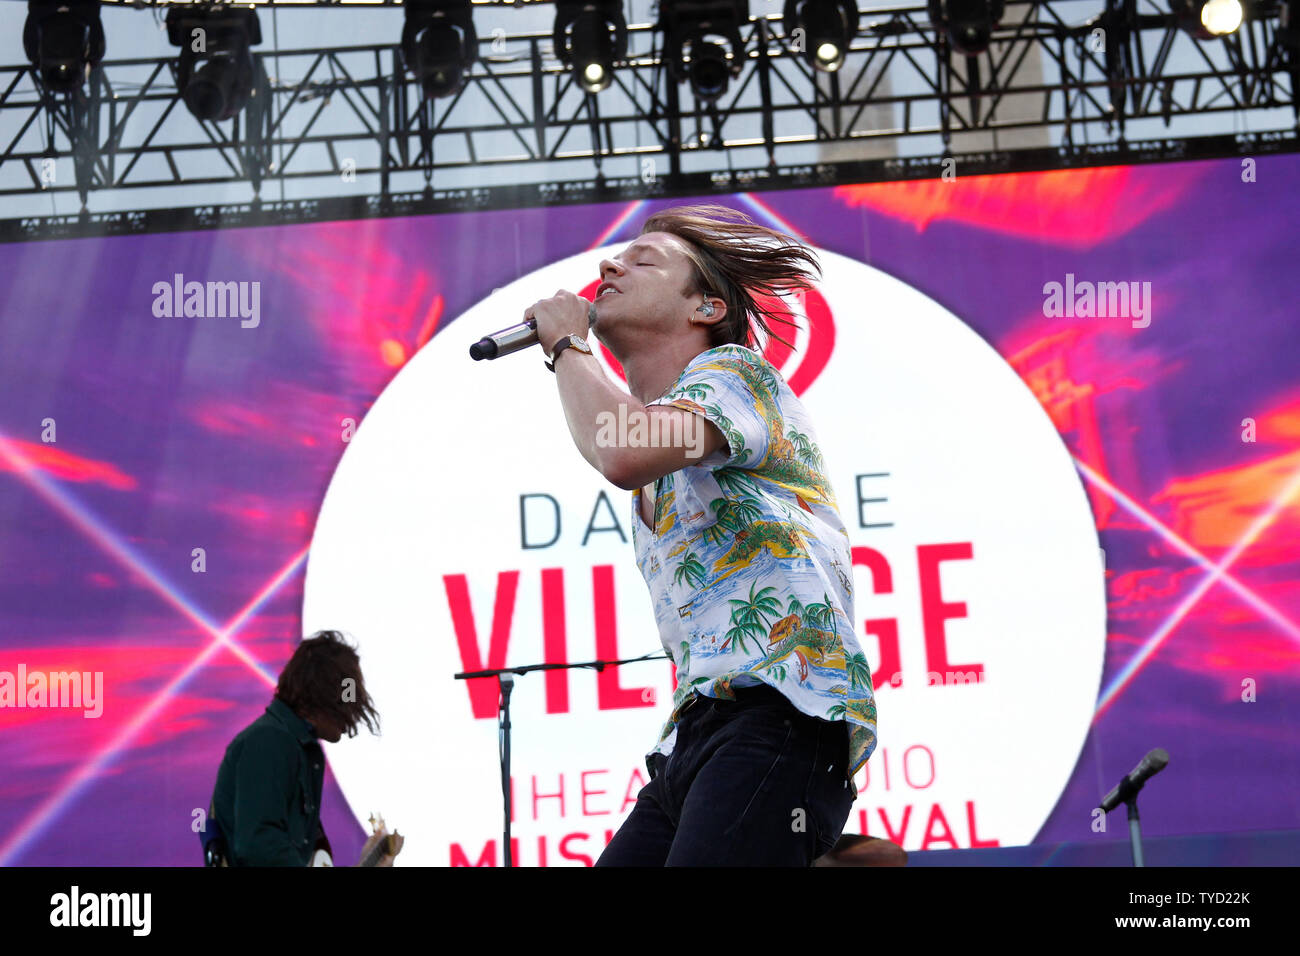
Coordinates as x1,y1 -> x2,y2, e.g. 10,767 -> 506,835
802,592 -> 838,637
722,582 -> 782,655
786,425 -> 814,461
673,550 -> 707,590
845,651 -> 872,691
679,382 -> 713,402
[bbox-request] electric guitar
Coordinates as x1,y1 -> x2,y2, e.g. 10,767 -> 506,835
206,812 -> 403,867
310,813 -> 404,867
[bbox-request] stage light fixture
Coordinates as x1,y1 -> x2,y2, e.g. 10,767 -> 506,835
1280,0 -> 1300,56
1170,0 -> 1244,38
401,0 -> 478,100
554,1 -> 628,94
22,0 -> 105,95
689,40 -> 731,100
927,0 -> 1006,56
165,6 -> 261,122
661,0 -> 748,104
783,0 -> 859,73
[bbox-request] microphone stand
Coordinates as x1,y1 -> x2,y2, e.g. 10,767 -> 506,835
1098,748 -> 1169,867
454,650 -> 668,868
1125,797 -> 1145,867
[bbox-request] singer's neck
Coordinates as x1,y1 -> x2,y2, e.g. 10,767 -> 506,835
621,342 -> 711,405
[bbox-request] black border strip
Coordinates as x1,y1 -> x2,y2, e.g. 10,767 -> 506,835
3,130 -> 1297,243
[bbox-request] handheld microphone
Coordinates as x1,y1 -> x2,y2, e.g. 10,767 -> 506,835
1097,748 -> 1169,812
469,301 -> 598,361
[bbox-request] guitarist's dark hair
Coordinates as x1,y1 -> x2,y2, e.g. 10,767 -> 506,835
276,630 -> 379,737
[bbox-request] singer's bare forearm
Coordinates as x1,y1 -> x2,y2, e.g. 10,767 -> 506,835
552,351 -> 643,482
552,351 -> 726,490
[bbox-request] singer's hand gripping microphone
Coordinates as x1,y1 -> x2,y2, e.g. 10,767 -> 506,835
469,301 -> 599,361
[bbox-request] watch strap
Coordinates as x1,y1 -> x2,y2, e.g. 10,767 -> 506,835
545,334 -> 589,372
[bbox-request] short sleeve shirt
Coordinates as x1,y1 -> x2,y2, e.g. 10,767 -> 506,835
631,344 -> 878,797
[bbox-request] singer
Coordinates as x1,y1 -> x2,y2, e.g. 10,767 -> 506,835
524,204 -> 877,866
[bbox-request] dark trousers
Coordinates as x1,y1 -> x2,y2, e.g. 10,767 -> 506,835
595,683 -> 855,866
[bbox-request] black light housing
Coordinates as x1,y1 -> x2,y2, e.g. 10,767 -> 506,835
1281,0 -> 1300,56
22,0 -> 105,95
661,0 -> 748,104
554,0 -> 628,94
165,5 -> 262,122
401,0 -> 478,100
689,40 -> 731,100
928,0 -> 1006,56
783,0 -> 859,73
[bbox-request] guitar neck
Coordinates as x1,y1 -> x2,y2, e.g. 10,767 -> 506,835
360,835 -> 390,868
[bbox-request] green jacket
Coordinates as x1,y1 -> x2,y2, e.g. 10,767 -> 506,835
210,697 -> 329,866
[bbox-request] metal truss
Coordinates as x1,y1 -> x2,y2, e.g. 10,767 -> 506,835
1,1 -> 1297,237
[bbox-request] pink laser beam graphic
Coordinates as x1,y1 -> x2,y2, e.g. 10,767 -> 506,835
0,546 -> 309,865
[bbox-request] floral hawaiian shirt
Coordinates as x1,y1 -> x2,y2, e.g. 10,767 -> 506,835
631,344 -> 877,798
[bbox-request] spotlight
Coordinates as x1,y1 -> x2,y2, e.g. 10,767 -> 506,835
401,0 -> 477,100
166,6 -> 261,122
554,1 -> 628,95
661,0 -> 748,104
22,0 -> 105,95
928,0 -> 1006,57
783,0 -> 859,73
689,40 -> 731,100
1170,0 -> 1244,38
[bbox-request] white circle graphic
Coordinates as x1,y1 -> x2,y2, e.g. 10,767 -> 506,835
303,244 -> 1106,864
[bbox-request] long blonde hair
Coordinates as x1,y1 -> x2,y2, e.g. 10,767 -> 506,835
639,203 -> 822,351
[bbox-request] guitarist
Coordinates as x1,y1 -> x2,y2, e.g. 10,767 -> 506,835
208,629 -> 395,866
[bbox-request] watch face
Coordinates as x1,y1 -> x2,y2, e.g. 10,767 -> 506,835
572,335 -> 591,352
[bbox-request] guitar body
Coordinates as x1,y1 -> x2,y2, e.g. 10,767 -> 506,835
207,813 -> 403,866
